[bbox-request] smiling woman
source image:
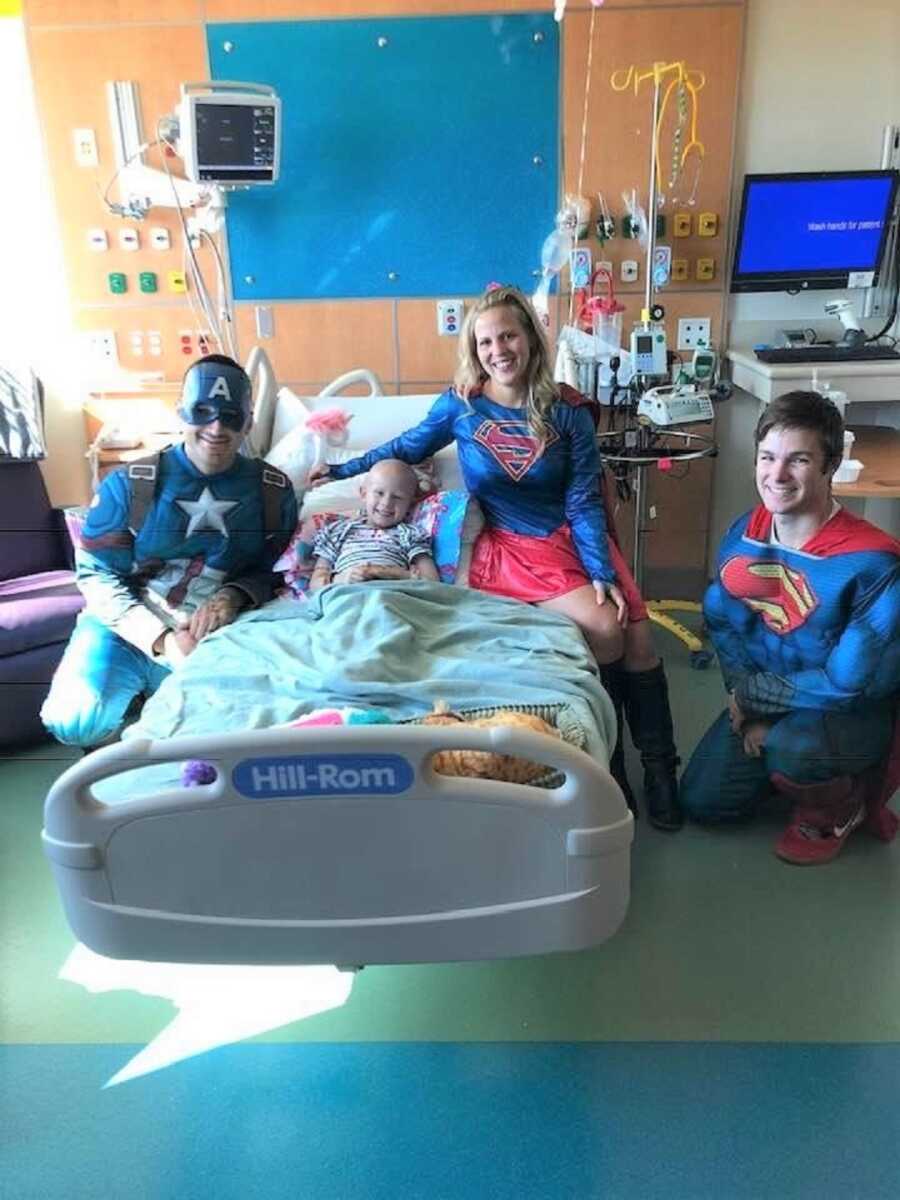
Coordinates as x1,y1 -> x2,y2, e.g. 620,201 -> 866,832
313,285 -> 684,830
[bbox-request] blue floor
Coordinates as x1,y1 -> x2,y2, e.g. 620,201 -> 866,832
5,1042 -> 900,1199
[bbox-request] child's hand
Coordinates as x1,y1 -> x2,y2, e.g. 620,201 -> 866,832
337,563 -> 408,583
340,564 -> 375,583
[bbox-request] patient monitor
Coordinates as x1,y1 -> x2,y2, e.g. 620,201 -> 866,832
176,82 -> 281,186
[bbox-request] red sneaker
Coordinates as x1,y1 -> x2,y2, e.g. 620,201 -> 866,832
773,780 -> 865,866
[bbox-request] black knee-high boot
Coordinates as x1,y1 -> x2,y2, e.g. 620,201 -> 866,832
623,661 -> 683,831
599,659 -> 637,815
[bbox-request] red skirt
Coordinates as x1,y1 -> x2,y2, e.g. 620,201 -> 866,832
469,524 -> 648,621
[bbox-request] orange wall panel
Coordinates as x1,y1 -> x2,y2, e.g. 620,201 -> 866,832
73,305 -> 215,378
25,1 -> 202,26
563,5 -> 743,298
234,301 -> 397,386
206,2 -> 536,21
204,1 -> 739,18
28,24 -> 207,322
395,299 -> 474,386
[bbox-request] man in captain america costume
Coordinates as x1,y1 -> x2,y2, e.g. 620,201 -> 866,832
681,390 -> 900,864
310,285 -> 683,831
42,354 -> 297,747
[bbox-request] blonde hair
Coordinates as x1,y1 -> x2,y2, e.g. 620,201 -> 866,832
454,285 -> 559,444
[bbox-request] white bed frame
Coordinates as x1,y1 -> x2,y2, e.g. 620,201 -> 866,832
42,362 -> 633,966
43,724 -> 633,966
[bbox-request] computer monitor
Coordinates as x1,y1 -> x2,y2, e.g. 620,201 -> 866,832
729,170 -> 899,293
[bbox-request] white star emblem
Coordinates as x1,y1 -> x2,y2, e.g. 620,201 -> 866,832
176,486 -> 239,537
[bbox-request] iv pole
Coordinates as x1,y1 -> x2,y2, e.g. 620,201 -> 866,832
631,73 -> 662,591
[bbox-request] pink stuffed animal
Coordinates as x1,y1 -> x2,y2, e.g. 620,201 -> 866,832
304,407 -> 352,473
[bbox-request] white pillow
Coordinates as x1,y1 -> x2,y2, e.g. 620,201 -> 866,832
268,388 -> 466,497
299,474 -> 365,519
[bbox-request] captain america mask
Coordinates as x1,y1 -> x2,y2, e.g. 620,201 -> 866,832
178,361 -> 252,432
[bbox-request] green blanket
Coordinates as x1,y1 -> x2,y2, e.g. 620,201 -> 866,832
126,581 -> 615,761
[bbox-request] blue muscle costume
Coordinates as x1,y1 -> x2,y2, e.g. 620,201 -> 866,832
328,387 -> 614,584
681,504 -> 900,822
42,444 -> 297,746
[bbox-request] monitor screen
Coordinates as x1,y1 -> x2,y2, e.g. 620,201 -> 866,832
181,95 -> 280,185
730,170 -> 899,293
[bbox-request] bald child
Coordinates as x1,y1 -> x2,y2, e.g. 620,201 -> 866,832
309,459 -> 440,591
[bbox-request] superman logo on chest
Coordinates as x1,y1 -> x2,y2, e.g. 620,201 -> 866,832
720,555 -> 819,634
472,419 -> 559,481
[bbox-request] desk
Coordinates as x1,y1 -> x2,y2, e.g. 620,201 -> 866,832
727,349 -> 900,406
85,384 -> 181,488
833,426 -> 900,500
92,434 -> 177,485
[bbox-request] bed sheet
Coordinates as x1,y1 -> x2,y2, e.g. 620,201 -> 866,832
100,581 -> 614,801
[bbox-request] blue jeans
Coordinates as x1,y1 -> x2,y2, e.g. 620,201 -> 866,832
41,613 -> 170,747
681,703 -> 894,823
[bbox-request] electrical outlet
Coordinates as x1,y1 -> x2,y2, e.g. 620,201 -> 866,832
677,318 -> 711,351
82,330 -> 119,371
73,127 -> 98,167
437,299 -> 464,336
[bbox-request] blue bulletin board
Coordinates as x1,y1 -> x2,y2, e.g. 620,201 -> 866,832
208,14 -> 559,300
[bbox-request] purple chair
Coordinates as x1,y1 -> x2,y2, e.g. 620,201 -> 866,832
0,462 -> 84,747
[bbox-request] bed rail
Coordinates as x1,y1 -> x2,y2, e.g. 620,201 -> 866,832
43,724 -> 633,966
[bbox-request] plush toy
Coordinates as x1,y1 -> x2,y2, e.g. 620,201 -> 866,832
265,406 -> 353,495
180,706 -> 393,786
418,702 -> 560,784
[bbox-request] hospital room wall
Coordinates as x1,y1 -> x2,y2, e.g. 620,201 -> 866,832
19,2 -> 897,526
706,0 -> 900,564
729,0 -> 900,329
21,0 -> 742,516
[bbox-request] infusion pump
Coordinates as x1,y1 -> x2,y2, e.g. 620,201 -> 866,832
637,384 -> 714,427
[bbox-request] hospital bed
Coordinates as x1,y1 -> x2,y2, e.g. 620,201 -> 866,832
42,367 -> 633,967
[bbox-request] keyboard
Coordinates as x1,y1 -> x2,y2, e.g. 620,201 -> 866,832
754,344 -> 900,364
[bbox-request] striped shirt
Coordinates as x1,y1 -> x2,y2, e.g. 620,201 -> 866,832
313,516 -> 432,576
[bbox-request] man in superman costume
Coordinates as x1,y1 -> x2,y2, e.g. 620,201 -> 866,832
42,355 -> 296,747
681,390 -> 900,864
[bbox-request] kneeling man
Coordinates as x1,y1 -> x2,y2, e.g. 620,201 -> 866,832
42,354 -> 297,747
682,390 -> 899,864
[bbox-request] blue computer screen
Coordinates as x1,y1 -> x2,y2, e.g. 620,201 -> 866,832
735,175 -> 896,274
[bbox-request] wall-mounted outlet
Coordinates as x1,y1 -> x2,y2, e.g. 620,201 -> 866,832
621,259 -> 639,283
437,299 -> 464,336
73,127 -> 98,167
677,317 -> 711,351
82,330 -> 119,371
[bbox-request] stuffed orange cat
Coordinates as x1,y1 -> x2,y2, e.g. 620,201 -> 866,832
419,703 -> 560,784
